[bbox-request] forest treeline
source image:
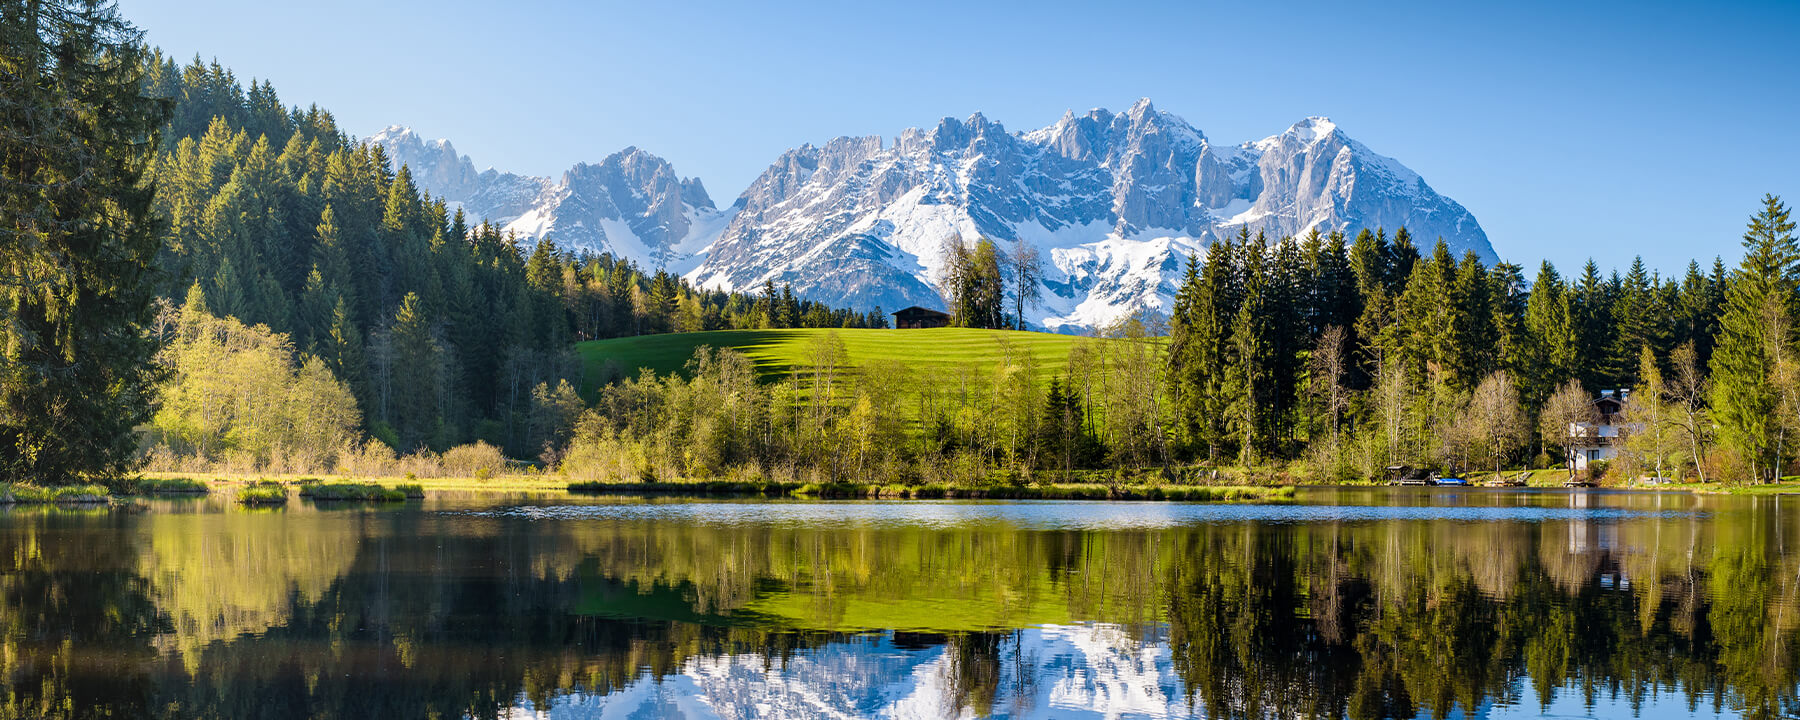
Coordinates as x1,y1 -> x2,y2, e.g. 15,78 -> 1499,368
138,54 -> 1800,486
8,1 -> 1798,487
1161,197 -> 1797,484
557,198 -> 1798,488
131,55 -> 887,466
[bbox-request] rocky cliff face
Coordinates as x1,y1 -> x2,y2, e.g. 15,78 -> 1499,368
371,101 -> 1492,330
687,99 -> 1492,330
367,127 -> 727,273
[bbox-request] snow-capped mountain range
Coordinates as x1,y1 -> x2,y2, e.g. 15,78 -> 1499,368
497,624 -> 1196,720
369,100 -> 1493,330
369,126 -> 730,274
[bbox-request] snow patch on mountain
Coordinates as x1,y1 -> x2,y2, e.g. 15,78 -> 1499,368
372,101 -> 1494,330
365,127 -> 726,272
496,624 -> 1195,719
686,100 -> 1493,330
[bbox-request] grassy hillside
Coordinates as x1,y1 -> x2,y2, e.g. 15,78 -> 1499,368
577,328 -> 1112,391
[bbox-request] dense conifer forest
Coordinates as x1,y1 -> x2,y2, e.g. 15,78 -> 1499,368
111,58 -> 1800,485
7,2 -> 1799,488
132,55 -> 885,464
553,201 -> 1798,488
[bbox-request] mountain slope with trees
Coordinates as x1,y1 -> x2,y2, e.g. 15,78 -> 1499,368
132,55 -> 884,466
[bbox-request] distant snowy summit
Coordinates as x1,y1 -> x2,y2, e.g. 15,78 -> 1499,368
369,100 -> 1493,330
367,125 -> 728,275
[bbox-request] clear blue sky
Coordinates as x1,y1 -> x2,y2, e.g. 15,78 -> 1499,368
122,0 -> 1797,275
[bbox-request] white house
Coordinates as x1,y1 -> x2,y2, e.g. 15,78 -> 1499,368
1568,389 -> 1637,471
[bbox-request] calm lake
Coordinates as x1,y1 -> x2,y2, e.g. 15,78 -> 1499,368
3,488 -> 1796,719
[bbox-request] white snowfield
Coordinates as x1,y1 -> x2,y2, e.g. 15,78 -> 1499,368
495,623 -> 1194,720
370,100 -> 1493,332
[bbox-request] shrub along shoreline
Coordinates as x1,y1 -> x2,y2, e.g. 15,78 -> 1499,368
566,479 -> 1295,502
0,484 -> 111,504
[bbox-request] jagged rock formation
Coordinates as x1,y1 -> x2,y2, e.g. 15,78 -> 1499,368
689,99 -> 1491,330
371,101 -> 1492,330
367,126 -> 727,273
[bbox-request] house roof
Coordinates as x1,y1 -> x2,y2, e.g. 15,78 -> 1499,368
893,306 -> 950,317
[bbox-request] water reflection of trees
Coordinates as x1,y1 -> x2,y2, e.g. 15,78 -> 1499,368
0,500 -> 1792,718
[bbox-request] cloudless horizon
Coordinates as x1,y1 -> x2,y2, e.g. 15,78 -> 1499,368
123,0 -> 1797,275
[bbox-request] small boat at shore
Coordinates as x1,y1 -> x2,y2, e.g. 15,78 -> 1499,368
1387,465 -> 1438,486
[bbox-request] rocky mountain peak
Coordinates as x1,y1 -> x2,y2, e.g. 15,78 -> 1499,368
364,128 -> 725,272
1284,116 -> 1340,143
691,100 -> 1493,330
370,102 -> 1494,331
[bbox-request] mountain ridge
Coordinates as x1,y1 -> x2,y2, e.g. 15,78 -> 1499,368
368,101 -> 1494,329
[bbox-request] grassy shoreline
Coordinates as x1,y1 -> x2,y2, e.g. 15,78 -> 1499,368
0,483 -> 111,504
566,479 -> 1295,502
136,471 -> 570,492
130,470 -> 1800,499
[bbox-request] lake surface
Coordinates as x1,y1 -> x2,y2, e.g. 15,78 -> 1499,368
3,488 -> 1797,719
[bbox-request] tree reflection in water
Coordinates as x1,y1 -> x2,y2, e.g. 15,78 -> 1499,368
0,491 -> 1790,719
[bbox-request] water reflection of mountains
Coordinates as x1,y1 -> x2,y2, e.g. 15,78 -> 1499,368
0,492 -> 1792,719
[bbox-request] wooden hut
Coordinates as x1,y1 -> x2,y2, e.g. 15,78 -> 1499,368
892,306 -> 951,329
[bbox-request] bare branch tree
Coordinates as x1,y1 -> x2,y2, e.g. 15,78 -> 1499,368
1468,371 -> 1527,480
1539,379 -> 1592,478
1669,341 -> 1710,482
1008,239 -> 1043,330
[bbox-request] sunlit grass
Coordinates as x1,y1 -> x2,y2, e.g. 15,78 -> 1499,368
138,471 -> 568,492
568,478 -> 1293,502
297,482 -> 408,501
123,477 -> 210,494
0,483 -> 111,503
1665,480 -> 1800,495
235,483 -> 287,505
576,327 -> 1124,392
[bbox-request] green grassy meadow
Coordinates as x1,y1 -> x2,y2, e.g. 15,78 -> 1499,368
577,327 -> 1121,391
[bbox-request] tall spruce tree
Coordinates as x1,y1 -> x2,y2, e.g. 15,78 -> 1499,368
1166,254 -> 1204,452
1611,256 -> 1662,386
1,0 -> 168,482
388,292 -> 444,450
1711,195 -> 1799,483
1393,241 -> 1455,378
1521,261 -> 1575,406
1448,251 -> 1496,390
1572,260 -> 1618,389
1190,239 -> 1239,460
1488,262 -> 1529,378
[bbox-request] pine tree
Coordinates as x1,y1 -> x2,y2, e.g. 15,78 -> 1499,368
1610,256 -> 1661,386
1349,228 -> 1395,385
1197,241 -> 1242,459
1448,251 -> 1496,390
1521,261 -> 1574,406
1393,241 -> 1455,378
1224,236 -> 1277,463
970,238 -> 1006,329
1306,230 -> 1360,335
1488,262 -> 1530,378
1166,254 -> 1205,454
1264,235 -> 1306,451
1711,194 -> 1799,482
1673,258 -> 1726,373
939,237 -> 1006,329
0,0 -> 169,482
388,292 -> 444,450
1572,260 -> 1617,389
